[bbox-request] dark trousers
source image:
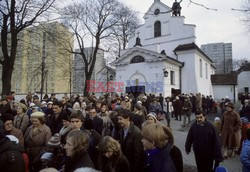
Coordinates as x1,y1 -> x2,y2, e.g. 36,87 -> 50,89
195,154 -> 214,172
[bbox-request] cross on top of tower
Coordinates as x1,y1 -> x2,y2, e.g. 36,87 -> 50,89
136,31 -> 140,37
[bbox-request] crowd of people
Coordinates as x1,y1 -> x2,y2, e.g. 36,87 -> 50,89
0,91 -> 249,172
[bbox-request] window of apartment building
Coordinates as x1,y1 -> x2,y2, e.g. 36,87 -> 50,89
170,71 -> 175,85
205,63 -> 208,79
200,59 -> 202,77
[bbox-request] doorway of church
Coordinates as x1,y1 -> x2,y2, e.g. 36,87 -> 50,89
126,86 -> 145,98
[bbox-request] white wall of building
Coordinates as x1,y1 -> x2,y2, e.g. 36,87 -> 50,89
115,51 -> 181,97
176,50 -> 213,95
238,71 -> 250,93
128,1 -> 196,58
213,85 -> 238,102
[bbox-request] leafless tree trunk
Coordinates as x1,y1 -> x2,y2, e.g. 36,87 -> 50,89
0,0 -> 56,96
60,0 -> 127,96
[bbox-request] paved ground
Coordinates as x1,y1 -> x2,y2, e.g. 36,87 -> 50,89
161,113 -> 242,172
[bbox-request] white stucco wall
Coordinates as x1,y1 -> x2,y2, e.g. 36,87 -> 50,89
213,85 -> 238,102
238,71 -> 250,93
115,58 -> 180,97
176,50 -> 213,96
128,1 -> 195,58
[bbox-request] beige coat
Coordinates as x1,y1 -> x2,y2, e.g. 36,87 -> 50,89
24,124 -> 52,160
220,110 -> 242,148
14,113 -> 29,134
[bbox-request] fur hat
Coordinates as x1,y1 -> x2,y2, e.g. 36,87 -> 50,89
30,111 -> 45,118
214,117 -> 220,122
137,101 -> 142,104
2,114 -> 14,123
47,133 -> 61,147
225,102 -> 234,109
147,112 -> 157,121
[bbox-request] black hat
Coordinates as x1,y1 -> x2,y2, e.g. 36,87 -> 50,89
2,114 -> 14,123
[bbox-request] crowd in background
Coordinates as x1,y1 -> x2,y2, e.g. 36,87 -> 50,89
0,91 -> 249,172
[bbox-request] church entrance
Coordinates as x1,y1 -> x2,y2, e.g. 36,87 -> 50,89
126,86 -> 145,98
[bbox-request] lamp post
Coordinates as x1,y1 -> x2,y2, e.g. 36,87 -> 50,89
162,68 -> 168,97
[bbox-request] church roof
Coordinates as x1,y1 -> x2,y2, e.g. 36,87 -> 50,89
112,46 -> 183,66
174,42 -> 213,63
211,73 -> 237,85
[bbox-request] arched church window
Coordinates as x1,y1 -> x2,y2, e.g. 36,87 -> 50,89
154,21 -> 161,37
130,56 -> 145,64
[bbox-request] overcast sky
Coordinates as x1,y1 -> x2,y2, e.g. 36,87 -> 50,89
123,0 -> 250,60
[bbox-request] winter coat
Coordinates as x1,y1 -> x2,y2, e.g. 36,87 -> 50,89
98,112 -> 113,136
24,124 -> 52,161
51,110 -> 67,135
144,144 -> 177,172
0,137 -> 25,172
131,111 -> 146,129
64,151 -> 94,172
173,100 -> 182,116
149,102 -> 162,114
185,120 -> 223,172
182,100 -> 192,115
97,154 -> 130,172
196,94 -> 202,110
91,116 -> 104,135
8,127 -> 24,146
240,140 -> 250,172
118,122 -> 144,172
13,113 -> 29,134
170,145 -> 183,172
220,110 -> 242,148
163,101 -> 173,113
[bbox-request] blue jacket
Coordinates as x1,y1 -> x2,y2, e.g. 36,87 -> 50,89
144,144 -> 177,172
241,140 -> 250,172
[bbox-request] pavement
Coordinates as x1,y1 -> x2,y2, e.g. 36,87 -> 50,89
161,113 -> 242,172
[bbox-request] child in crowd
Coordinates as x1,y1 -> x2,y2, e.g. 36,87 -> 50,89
213,117 -> 221,134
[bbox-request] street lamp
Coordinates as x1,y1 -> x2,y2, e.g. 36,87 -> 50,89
163,68 -> 168,77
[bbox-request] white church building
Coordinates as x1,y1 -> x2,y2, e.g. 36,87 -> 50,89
112,0 -> 214,97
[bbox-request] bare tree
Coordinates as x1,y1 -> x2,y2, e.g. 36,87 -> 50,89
242,0 -> 250,30
233,58 -> 249,70
60,0 -> 125,96
112,5 -> 141,57
0,0 -> 57,96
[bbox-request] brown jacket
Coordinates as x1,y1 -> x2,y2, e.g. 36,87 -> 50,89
24,124 -> 52,160
220,110 -> 242,148
14,113 -> 29,134
9,127 -> 24,146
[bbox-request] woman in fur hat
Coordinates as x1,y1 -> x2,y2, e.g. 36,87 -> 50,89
220,102 -> 242,158
24,111 -> 52,171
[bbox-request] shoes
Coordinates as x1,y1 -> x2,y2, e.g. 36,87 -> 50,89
223,155 -> 228,159
175,118 -> 178,120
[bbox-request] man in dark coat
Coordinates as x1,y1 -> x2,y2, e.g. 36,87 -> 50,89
51,101 -> 67,135
89,107 -> 103,135
117,109 -> 144,172
0,129 -> 25,172
185,110 -> 223,172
